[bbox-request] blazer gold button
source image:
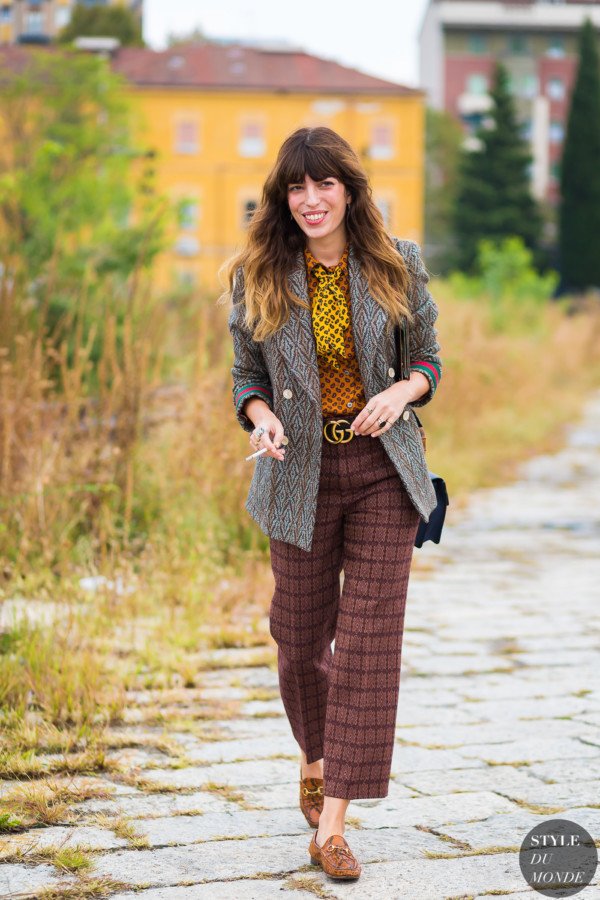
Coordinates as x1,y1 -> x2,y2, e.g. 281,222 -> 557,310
283,388 -> 293,399
388,367 -> 395,378
402,409 -> 410,421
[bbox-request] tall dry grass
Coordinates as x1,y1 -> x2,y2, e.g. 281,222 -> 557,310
421,284 -> 600,505
1,268 -> 600,766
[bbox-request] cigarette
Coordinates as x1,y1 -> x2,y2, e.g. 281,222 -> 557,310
245,447 -> 269,461
245,436 -> 288,461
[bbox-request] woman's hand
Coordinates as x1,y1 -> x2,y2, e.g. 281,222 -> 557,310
249,412 -> 287,461
351,383 -> 413,438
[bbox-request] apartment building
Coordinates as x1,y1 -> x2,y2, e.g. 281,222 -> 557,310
111,42 -> 426,290
0,40 -> 426,290
419,0 -> 600,202
0,0 -> 143,45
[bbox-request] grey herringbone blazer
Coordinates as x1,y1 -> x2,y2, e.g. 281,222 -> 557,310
228,238 -> 442,552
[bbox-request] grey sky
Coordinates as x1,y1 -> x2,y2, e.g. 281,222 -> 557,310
143,0 -> 430,89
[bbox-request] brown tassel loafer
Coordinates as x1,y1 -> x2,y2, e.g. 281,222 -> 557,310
308,832 -> 361,880
299,763 -> 324,828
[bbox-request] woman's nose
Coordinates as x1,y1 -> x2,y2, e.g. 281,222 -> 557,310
305,186 -> 320,206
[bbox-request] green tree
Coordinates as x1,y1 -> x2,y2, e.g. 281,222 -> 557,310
424,107 -> 463,274
58,4 -> 144,47
0,48 -> 170,355
452,62 -> 542,272
559,18 -> 600,291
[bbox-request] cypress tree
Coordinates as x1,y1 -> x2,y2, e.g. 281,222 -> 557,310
452,62 -> 542,272
559,19 -> 600,291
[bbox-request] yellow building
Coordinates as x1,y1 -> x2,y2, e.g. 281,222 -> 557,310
111,42 -> 426,291
0,0 -> 142,46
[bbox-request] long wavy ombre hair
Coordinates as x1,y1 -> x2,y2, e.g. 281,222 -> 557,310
221,126 -> 413,342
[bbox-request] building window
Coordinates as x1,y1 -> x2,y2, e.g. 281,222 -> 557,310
55,7 -> 71,28
375,197 -> 392,228
521,74 -> 539,99
547,77 -> 565,101
468,34 -> 487,55
25,12 -> 44,34
178,199 -> 199,231
175,120 -> 199,155
550,161 -> 561,182
243,200 -> 258,225
520,119 -> 533,141
549,121 -> 564,144
507,34 -> 529,55
547,36 -> 565,59
369,123 -> 393,160
0,6 -> 12,23
508,74 -> 538,99
466,73 -> 488,96
174,235 -> 200,257
239,120 -> 265,158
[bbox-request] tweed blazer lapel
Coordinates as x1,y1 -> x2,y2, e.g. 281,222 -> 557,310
266,250 -> 321,408
347,243 -> 389,398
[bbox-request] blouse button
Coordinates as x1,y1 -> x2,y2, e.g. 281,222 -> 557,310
388,367 -> 395,378
283,388 -> 293,399
402,409 -> 410,421
346,401 -> 353,408
344,368 -> 350,374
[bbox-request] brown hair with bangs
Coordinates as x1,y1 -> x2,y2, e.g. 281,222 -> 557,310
220,126 -> 413,342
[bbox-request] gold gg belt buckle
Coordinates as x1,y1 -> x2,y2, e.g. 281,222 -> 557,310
323,418 -> 354,444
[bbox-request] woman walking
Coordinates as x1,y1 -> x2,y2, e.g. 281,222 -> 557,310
225,126 -> 442,880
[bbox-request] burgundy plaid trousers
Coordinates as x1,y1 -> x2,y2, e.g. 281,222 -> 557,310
269,418 -> 421,800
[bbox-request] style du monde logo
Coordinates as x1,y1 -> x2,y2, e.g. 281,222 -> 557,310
519,818 -> 598,896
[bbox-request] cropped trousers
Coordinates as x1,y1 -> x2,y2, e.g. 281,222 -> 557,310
268,417 -> 421,800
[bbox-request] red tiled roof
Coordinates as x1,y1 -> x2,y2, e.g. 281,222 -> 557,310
111,43 -> 420,95
0,42 -> 420,95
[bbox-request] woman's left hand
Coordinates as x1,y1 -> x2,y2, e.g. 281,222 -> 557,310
350,384 -> 411,438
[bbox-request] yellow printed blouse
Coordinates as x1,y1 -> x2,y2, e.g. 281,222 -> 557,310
304,244 -> 367,417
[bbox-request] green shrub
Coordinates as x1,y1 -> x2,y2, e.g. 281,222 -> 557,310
448,236 -> 560,333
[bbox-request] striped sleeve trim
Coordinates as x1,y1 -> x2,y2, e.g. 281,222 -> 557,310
411,360 -> 441,386
234,383 -> 273,411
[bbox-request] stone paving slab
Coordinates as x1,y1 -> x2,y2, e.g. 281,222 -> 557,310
139,759 -> 299,790
392,744 -> 488,773
454,736 -> 599,764
527,757 -> 600,783
393,717 -> 598,748
435,806 -> 600,853
75,790 -> 243,820
0,863 -> 76,895
183,734 -> 297,765
121,807 -> 310,847
341,790 -> 517,829
1,824 -> 128,853
111,884 -> 318,900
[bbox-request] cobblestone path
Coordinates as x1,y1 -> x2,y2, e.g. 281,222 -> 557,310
2,393 -> 599,899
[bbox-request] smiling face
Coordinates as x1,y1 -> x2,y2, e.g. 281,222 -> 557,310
287,174 -> 351,251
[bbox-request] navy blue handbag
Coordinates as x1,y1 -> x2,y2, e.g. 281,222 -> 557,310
395,323 -> 449,547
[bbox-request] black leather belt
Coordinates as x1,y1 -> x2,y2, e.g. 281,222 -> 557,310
323,418 -> 355,444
